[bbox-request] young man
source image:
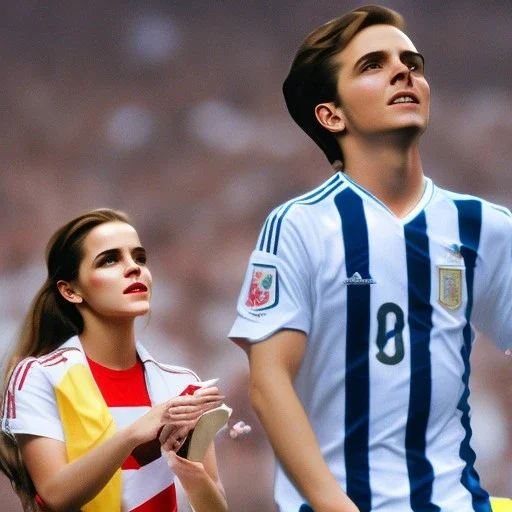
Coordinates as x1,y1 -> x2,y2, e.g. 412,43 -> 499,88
229,5 -> 512,512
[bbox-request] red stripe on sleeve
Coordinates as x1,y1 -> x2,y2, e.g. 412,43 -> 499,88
7,390 -> 15,419
17,360 -> 37,391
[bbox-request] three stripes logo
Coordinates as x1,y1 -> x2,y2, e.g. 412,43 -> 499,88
344,272 -> 376,285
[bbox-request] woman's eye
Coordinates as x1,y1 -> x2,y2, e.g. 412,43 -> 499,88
100,256 -> 117,266
135,255 -> 147,265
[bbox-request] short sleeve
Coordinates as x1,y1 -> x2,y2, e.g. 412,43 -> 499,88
1,359 -> 65,442
472,204 -> 512,351
229,211 -> 312,342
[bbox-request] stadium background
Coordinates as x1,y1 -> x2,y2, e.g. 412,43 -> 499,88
0,0 -> 511,509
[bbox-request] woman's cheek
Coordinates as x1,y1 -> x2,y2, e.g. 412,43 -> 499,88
88,272 -> 115,291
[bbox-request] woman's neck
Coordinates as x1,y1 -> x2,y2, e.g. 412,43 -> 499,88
78,314 -> 138,370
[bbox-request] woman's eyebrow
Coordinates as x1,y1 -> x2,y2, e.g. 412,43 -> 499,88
92,248 -> 120,263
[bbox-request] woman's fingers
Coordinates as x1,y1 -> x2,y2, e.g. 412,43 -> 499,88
166,405 -> 206,416
167,393 -> 225,408
193,385 -> 221,397
160,425 -> 189,452
166,395 -> 224,421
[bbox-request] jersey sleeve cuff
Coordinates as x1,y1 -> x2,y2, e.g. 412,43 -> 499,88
6,418 -> 65,443
228,311 -> 309,343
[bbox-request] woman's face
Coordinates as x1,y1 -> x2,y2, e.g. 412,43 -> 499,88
72,221 -> 152,320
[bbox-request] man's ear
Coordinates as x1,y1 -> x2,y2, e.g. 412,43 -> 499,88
314,102 -> 346,133
56,280 -> 83,304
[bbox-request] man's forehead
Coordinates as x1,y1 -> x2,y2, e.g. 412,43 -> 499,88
338,24 -> 417,64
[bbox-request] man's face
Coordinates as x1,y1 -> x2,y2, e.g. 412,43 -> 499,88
334,24 -> 430,138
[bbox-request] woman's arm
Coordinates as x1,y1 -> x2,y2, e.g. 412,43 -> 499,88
167,444 -> 227,512
18,392 -> 222,512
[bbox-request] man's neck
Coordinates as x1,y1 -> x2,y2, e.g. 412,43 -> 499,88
342,137 -> 425,218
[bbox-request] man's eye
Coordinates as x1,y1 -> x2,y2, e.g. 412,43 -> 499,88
362,62 -> 380,71
407,59 -> 424,73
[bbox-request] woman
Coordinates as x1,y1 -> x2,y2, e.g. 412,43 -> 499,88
0,208 -> 228,512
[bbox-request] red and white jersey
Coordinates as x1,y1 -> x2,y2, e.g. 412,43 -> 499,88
230,172 -> 512,512
86,355 -> 177,511
2,336 -> 199,511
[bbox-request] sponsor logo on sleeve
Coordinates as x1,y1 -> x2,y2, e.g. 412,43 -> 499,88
245,264 -> 278,311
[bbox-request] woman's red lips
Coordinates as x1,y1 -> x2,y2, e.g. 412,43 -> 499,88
123,282 -> 148,294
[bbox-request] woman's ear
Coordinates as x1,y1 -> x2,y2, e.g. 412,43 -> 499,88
315,102 -> 346,133
56,280 -> 83,304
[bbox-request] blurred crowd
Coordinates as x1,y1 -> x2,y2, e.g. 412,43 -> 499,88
0,1 -> 511,510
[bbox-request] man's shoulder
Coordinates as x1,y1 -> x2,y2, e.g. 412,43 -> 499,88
266,172 -> 344,223
433,185 -> 512,243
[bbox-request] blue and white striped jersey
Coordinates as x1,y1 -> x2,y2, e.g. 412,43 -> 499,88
229,172 -> 512,512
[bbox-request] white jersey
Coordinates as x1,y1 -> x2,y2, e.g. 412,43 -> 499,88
229,172 -> 512,512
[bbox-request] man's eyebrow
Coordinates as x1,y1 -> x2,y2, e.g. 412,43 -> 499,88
353,50 -> 386,70
401,50 -> 425,66
353,50 -> 425,70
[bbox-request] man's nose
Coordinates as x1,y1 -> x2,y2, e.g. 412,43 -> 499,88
391,61 -> 412,85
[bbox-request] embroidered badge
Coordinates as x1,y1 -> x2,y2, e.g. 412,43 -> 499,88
344,272 -> 376,285
438,266 -> 462,310
245,264 -> 278,310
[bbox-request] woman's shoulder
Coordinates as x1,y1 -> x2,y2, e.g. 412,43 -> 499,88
7,339 -> 84,391
136,342 -> 199,376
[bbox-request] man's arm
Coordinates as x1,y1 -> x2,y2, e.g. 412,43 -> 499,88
245,329 -> 359,512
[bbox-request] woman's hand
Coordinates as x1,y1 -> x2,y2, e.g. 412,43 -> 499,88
159,383 -> 224,452
167,449 -> 228,512
167,450 -> 205,479
125,401 -> 171,446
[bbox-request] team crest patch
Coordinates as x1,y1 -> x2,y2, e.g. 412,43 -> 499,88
245,264 -> 278,310
438,266 -> 462,310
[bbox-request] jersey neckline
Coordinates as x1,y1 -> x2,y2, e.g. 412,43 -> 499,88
337,171 -> 435,225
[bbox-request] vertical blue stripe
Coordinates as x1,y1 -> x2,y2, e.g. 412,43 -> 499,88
265,214 -> 279,253
404,212 -> 439,512
335,188 -> 371,512
258,217 -> 270,251
455,199 -> 491,512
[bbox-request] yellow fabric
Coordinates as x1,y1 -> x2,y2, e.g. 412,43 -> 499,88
55,363 -> 122,512
492,498 -> 512,511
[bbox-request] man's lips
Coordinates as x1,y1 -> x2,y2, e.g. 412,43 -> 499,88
123,282 -> 148,294
388,91 -> 419,105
